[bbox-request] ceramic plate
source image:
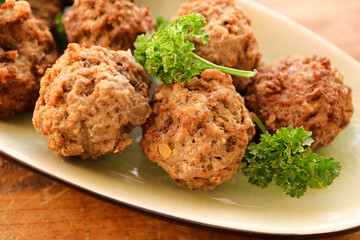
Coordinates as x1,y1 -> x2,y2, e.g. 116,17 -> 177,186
1,0 -> 360,235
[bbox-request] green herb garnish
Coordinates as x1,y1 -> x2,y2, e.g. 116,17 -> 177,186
134,13 -> 256,84
155,16 -> 170,31
55,13 -> 65,35
54,13 -> 68,53
242,117 -> 341,198
0,0 -> 5,6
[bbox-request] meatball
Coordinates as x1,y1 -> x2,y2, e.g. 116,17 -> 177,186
62,0 -> 156,51
27,0 -> 64,29
173,0 -> 261,93
33,43 -> 152,159
140,69 -> 255,190
0,0 -> 58,118
245,55 -> 353,149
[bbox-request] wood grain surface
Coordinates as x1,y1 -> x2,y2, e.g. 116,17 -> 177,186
1,0 -> 360,239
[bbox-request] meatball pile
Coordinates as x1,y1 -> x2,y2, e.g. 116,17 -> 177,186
63,0 -> 157,51
0,0 -> 58,118
245,55 -> 353,149
173,0 -> 261,92
140,69 -> 255,190
33,43 -> 152,159
1,0 -> 353,191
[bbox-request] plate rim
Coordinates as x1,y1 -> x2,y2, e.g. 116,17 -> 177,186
2,150 -> 360,237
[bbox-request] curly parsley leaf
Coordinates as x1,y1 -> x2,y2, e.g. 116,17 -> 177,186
242,125 -> 341,198
55,13 -> 65,35
54,13 -> 68,53
134,13 -> 256,84
155,16 -> 170,31
0,0 -> 4,6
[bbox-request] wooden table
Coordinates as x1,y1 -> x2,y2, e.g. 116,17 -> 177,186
1,0 -> 359,239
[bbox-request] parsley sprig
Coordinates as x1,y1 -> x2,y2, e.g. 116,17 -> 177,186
134,13 -> 256,84
155,16 -> 170,31
242,117 -> 341,198
55,13 -> 65,35
54,13 -> 68,53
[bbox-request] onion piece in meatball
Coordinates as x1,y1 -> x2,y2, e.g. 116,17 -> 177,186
33,43 -> 152,159
245,55 -> 353,149
141,69 -> 255,190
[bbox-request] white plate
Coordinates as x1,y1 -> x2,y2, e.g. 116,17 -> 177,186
1,0 -> 360,235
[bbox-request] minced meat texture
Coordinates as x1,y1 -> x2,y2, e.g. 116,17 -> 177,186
63,0 -> 156,51
0,0 -> 58,118
173,0 -> 261,93
27,0 -> 64,29
140,69 -> 255,190
33,43 -> 151,159
245,55 -> 353,149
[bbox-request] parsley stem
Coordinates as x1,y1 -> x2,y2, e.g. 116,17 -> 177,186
253,114 -> 267,134
191,52 -> 257,78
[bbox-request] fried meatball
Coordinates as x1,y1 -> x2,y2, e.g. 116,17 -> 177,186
0,0 -> 58,118
173,0 -> 261,93
27,0 -> 64,29
245,55 -> 353,149
140,69 -> 255,190
62,0 -> 156,51
33,43 -> 152,159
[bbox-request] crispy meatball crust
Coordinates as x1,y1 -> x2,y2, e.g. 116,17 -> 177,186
140,69 -> 255,190
33,43 -> 152,159
0,0 -> 58,118
63,0 -> 156,51
245,55 -> 353,149
173,0 -> 261,93
27,0 -> 64,29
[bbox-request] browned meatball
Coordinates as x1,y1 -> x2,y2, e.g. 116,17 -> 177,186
0,0 -> 58,118
27,0 -> 64,29
62,0 -> 156,51
173,0 -> 261,93
245,55 -> 353,149
33,43 -> 152,159
140,69 -> 255,190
